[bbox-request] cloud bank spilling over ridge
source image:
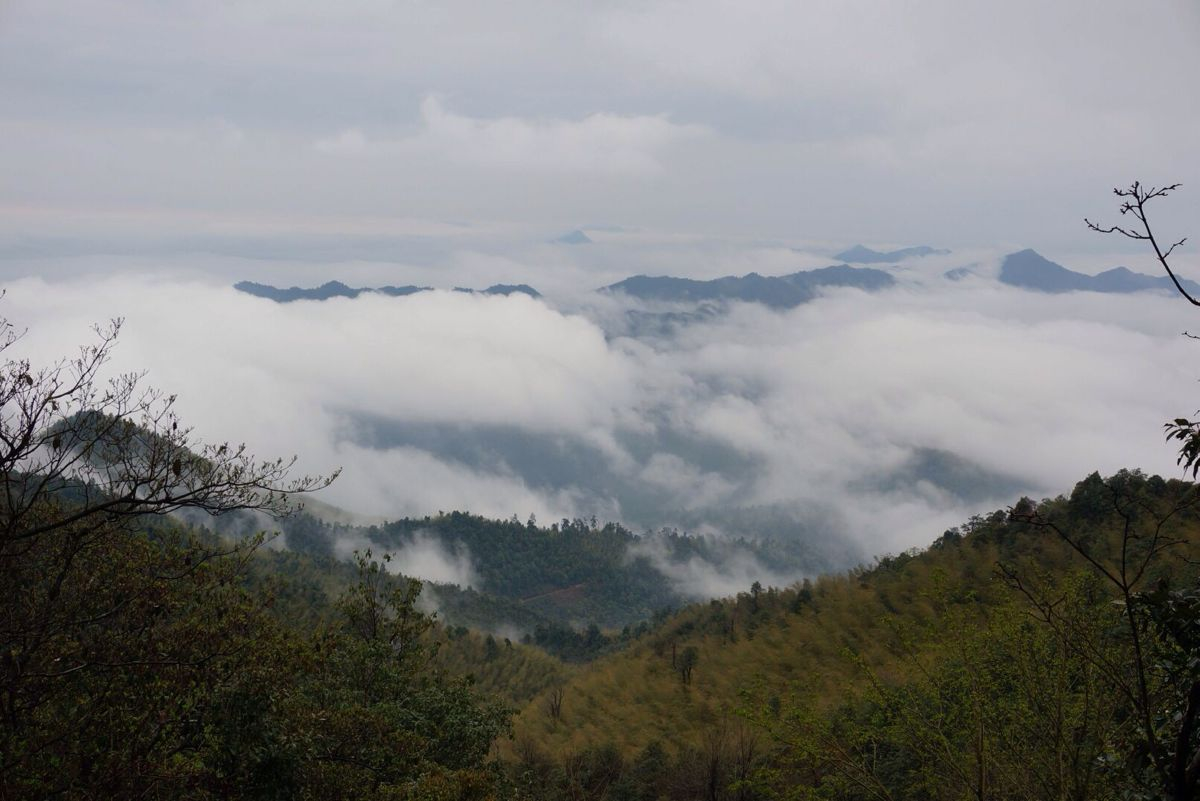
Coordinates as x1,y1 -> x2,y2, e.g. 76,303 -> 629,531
5,258 -> 1197,565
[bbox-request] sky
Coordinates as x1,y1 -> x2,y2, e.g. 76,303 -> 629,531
1,0 -> 1198,257
2,1 -> 1200,576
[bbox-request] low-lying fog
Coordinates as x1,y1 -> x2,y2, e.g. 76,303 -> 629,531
6,238 -> 1197,565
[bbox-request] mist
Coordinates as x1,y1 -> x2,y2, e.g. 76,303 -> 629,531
4,243 -> 1196,564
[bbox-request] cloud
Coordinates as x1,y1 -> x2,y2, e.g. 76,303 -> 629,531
330,528 -> 478,588
4,250 -> 1198,571
2,1 -> 1198,252
629,534 -> 800,600
312,98 -> 708,175
314,128 -> 369,155
390,531 -> 478,589
418,95 -> 704,174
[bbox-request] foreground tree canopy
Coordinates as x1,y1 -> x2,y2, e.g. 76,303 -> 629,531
0,316 -> 510,800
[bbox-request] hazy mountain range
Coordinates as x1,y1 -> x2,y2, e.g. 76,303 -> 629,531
234,280 -> 541,302
601,264 -> 895,308
997,249 -> 1200,295
235,247 -> 1192,308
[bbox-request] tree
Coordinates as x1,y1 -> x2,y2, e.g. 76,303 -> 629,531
679,646 -> 699,685
1086,181 -> 1193,305
0,314 -> 341,796
1087,182 -> 1200,478
546,685 -> 565,722
1083,186 -> 1200,799
0,316 -> 337,534
0,313 -> 519,799
751,574 -> 1124,801
279,552 -> 511,800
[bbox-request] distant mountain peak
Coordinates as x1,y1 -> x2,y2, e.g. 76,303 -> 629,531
835,244 -> 948,264
483,283 -> 541,298
999,250 -> 1200,296
453,284 -> 542,298
553,230 -> 592,245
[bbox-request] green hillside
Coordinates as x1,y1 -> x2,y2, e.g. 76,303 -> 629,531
279,510 -> 815,632
501,470 -> 1200,800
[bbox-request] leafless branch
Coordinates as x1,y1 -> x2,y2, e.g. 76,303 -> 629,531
1086,181 -> 1197,306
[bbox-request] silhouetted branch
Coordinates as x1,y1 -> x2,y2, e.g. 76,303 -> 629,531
1086,181 -> 1197,306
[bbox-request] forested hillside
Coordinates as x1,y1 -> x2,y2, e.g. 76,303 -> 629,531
279,510 -> 814,632
501,470 -> 1200,800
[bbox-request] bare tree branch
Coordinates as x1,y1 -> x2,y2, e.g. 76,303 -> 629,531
1086,182 -> 1197,306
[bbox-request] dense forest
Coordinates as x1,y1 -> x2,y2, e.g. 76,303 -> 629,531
505,469 -> 1200,799
278,508 -> 817,635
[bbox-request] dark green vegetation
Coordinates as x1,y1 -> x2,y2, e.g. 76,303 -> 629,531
15,427 -> 1200,799
507,470 -> 1200,801
279,510 -> 815,653
0,319 -> 510,800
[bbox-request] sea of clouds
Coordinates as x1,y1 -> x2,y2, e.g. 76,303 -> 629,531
5,239 -> 1197,572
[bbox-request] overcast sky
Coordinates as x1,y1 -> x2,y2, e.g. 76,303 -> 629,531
2,0 -> 1198,259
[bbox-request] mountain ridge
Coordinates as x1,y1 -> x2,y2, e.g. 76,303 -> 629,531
602,264 -> 896,308
234,280 -> 541,302
999,248 -> 1200,295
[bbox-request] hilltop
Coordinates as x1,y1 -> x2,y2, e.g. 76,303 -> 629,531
999,248 -> 1200,295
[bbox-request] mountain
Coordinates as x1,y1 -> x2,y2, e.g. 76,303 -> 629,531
603,264 -> 895,309
453,283 -> 542,298
234,281 -> 540,302
277,510 -> 811,633
999,248 -> 1200,295
997,249 -> 1093,292
505,470 -> 1200,801
553,229 -> 593,245
480,283 -> 541,297
835,244 -> 949,263
234,280 -> 429,302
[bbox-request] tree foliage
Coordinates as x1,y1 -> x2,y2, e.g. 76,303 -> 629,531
0,316 -> 510,799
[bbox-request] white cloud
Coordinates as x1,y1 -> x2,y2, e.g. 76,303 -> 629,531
629,534 -> 798,600
310,97 -> 708,175
418,95 -> 707,174
4,258 -> 1198,563
390,531 -> 479,589
330,529 -> 478,588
